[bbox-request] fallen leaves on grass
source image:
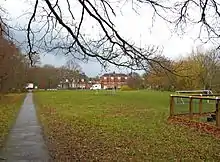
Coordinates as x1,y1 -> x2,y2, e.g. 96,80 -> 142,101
0,94 -> 25,147
37,105 -> 155,161
168,116 -> 220,138
37,105 -> 220,161
35,91 -> 220,161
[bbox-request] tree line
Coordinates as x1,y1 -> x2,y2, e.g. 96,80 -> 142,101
136,48 -> 220,92
0,31 -> 86,93
26,60 -> 88,90
2,0 -> 220,90
1,24 -> 220,93
0,33 -> 27,93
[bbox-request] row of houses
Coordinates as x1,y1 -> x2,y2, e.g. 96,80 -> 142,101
59,72 -> 130,89
101,73 -> 128,89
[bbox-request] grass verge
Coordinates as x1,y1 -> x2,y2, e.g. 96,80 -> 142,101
0,93 -> 25,148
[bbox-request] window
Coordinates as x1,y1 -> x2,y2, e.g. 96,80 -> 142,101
118,77 -> 121,80
111,77 -> 114,80
125,77 -> 127,80
104,77 -> 107,80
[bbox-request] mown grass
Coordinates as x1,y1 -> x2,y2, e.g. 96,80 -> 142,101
35,90 -> 220,161
0,93 -> 25,147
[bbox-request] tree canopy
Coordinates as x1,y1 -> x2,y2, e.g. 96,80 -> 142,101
1,0 -> 220,72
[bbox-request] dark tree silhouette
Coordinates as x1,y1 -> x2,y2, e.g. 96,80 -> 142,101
2,0 -> 220,71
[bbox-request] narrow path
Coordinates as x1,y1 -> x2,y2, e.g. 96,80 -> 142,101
0,93 -> 50,161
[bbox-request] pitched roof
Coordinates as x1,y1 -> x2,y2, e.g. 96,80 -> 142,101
101,73 -> 128,77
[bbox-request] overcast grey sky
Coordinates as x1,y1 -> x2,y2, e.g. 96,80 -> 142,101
0,0 -> 213,77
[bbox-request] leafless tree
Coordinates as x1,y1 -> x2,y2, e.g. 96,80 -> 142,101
191,48 -> 220,89
0,7 -> 9,38
20,0 -> 166,71
65,59 -> 82,73
64,59 -> 82,87
3,0 -> 220,72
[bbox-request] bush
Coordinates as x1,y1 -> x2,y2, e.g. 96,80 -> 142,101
8,88 -> 28,93
120,85 -> 133,91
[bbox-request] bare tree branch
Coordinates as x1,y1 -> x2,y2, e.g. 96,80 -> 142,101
27,0 -> 39,65
6,0 -> 220,75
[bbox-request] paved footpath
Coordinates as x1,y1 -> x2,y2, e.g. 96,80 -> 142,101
0,92 -> 50,161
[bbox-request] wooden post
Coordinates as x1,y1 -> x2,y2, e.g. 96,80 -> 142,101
216,97 -> 220,127
199,94 -> 202,114
170,95 -> 174,117
189,96 -> 193,120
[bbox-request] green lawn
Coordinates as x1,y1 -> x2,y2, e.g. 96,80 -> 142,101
0,93 -> 25,147
35,90 -> 220,161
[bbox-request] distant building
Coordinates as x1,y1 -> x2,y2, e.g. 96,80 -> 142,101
59,72 -> 129,90
87,77 -> 100,89
59,73 -> 88,89
100,72 -> 129,89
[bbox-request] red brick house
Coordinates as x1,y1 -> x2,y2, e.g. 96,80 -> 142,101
100,72 -> 129,89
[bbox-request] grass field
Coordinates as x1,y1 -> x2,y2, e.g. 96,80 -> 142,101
34,90 -> 220,161
0,93 -> 25,147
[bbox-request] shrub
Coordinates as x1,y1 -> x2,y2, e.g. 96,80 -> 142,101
8,88 -> 28,93
120,85 -> 133,91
